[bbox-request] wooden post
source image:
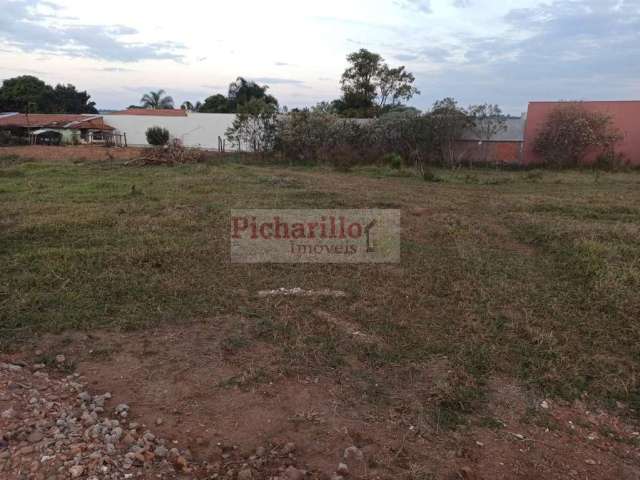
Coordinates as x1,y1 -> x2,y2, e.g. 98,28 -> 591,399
123,132 -> 128,148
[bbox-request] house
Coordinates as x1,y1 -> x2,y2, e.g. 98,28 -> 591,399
0,113 -> 119,145
456,116 -> 526,165
523,101 -> 640,166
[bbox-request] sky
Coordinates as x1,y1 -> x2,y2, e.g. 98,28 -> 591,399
1,0 -> 639,114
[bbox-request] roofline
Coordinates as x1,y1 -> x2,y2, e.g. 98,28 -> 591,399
63,115 -> 103,128
528,100 -> 640,104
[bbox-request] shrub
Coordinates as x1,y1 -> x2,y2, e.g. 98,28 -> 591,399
225,99 -> 278,153
422,168 -> 441,182
533,103 -> 623,167
383,152 -> 403,169
145,126 -> 170,146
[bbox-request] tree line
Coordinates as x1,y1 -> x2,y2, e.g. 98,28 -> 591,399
0,76 -> 97,114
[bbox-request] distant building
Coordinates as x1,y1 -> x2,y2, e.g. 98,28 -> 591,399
102,110 -> 236,150
0,113 -> 118,145
456,116 -> 526,165
523,101 -> 640,165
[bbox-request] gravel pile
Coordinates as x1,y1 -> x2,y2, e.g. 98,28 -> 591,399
0,360 -> 356,479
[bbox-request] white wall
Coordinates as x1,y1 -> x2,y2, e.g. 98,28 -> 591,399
102,112 -> 237,150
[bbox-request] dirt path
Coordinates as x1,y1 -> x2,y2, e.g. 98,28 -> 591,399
4,320 -> 638,479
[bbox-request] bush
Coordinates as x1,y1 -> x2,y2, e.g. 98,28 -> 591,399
422,168 -> 441,182
383,152 -> 404,169
533,103 -> 623,167
145,126 -> 170,146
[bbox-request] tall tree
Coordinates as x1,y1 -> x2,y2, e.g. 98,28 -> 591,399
337,49 -> 419,117
339,49 -> 382,114
429,98 -> 473,166
0,75 -> 53,113
51,84 -> 98,114
227,77 -> 278,111
140,89 -> 174,109
377,65 -> 419,109
199,94 -> 230,113
0,76 -> 98,114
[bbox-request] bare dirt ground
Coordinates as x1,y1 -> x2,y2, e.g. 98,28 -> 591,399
0,145 -> 145,162
3,318 -> 638,480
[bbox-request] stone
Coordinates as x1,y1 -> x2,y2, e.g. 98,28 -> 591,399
1,408 -> 16,419
343,446 -> 364,462
282,442 -> 296,454
238,468 -> 254,480
284,466 -> 306,480
154,446 -> 169,458
27,431 -> 44,443
69,465 -> 84,478
336,463 -> 349,475
255,446 -> 266,457
78,392 -> 92,403
55,355 -> 66,364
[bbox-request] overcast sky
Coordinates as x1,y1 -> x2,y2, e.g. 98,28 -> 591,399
1,0 -> 639,114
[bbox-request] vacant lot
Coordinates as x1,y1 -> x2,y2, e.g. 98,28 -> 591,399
1,153 -> 640,479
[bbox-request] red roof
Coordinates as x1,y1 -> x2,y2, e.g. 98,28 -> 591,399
110,109 -> 187,117
0,113 -> 113,130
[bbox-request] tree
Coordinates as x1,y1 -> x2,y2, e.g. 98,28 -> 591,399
145,126 -> 170,146
199,94 -> 230,113
140,90 -> 174,109
339,49 -> 382,116
181,101 -> 202,112
336,49 -> 419,117
429,98 -> 473,166
225,98 -> 278,152
377,65 -> 419,109
0,75 -> 51,113
0,76 -> 98,114
227,77 -> 278,111
311,101 -> 338,114
533,102 -> 623,167
50,84 -> 98,114
468,103 -> 507,162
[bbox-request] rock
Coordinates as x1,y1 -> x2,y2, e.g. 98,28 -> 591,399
238,468 -> 254,480
69,465 -> 84,478
17,445 -> 35,456
255,446 -> 266,457
1,408 -> 16,419
343,446 -> 364,462
155,418 -> 163,426
540,400 -> 549,409
284,466 -> 306,480
55,355 -> 66,364
282,442 -> 296,454
336,463 -> 349,475
154,446 -> 168,458
115,403 -> 129,413
27,431 -> 44,443
78,391 -> 92,402
585,459 -> 597,465
1,362 -> 23,371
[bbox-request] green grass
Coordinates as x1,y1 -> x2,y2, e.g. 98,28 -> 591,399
1,156 -> 640,425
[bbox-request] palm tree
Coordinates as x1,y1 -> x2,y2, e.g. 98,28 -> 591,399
140,90 -> 174,109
